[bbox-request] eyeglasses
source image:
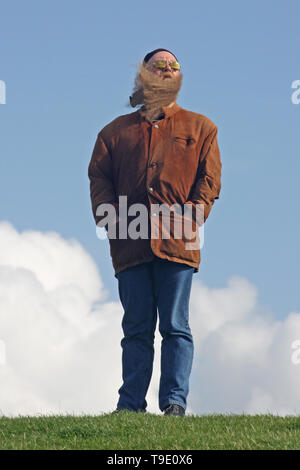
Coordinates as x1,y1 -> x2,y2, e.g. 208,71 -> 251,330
151,59 -> 181,71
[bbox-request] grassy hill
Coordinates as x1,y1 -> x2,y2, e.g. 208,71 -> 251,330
0,411 -> 300,450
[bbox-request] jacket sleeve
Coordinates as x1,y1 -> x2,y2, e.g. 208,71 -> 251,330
88,132 -> 119,230
186,125 -> 222,225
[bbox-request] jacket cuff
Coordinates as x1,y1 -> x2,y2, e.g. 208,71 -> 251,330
95,202 -> 120,231
185,200 -> 211,225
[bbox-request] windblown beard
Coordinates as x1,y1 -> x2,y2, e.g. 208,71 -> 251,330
128,62 -> 183,122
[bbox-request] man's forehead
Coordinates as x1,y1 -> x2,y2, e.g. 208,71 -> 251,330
149,52 -> 177,62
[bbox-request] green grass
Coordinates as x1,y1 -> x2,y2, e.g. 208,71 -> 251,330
0,412 -> 300,450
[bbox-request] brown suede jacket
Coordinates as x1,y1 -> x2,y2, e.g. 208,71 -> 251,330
88,102 -> 222,277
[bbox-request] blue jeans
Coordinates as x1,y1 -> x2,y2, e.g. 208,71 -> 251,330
115,255 -> 194,412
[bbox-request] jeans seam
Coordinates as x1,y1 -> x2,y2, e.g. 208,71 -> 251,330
139,351 -> 153,410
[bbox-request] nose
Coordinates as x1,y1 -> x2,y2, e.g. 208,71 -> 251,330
163,62 -> 172,71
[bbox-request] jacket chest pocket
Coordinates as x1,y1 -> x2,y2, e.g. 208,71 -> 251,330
172,135 -> 196,147
167,135 -> 198,179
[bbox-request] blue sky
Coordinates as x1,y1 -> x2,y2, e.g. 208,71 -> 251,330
1,0 -> 299,320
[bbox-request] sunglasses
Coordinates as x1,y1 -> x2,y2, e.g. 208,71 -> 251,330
151,59 -> 181,71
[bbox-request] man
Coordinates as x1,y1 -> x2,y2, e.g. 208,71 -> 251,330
88,48 -> 222,416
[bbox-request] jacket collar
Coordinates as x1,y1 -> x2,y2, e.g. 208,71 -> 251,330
137,102 -> 182,123
161,102 -> 182,119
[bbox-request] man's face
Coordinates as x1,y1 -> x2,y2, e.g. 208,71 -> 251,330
145,51 -> 180,79
129,50 -> 182,120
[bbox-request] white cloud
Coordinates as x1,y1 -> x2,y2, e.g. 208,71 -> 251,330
0,220 -> 300,417
0,220 -> 123,416
189,280 -> 300,416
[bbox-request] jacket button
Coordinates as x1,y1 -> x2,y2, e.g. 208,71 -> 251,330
154,124 -> 159,128
148,187 -> 154,191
